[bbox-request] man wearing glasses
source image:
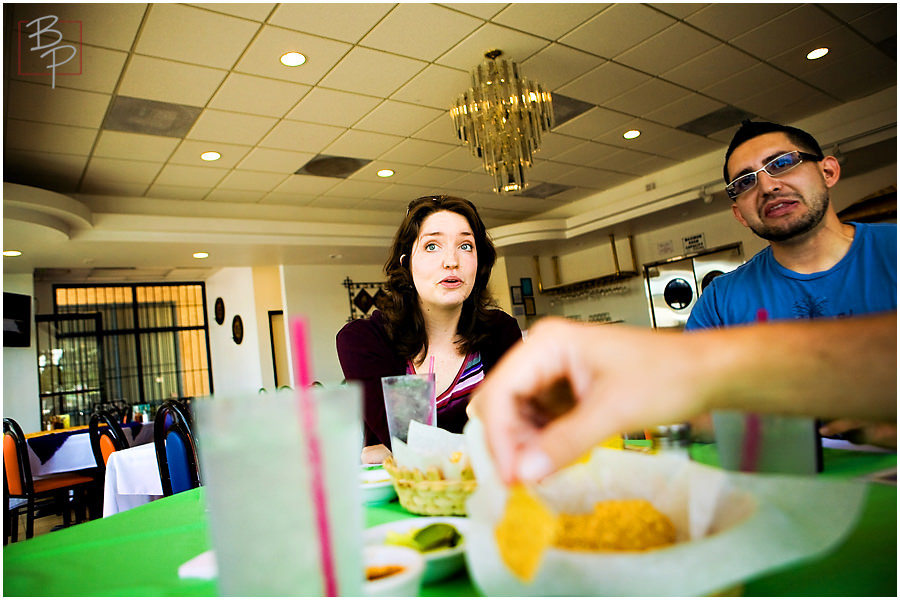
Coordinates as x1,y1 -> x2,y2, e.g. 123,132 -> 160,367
686,120 -> 896,329
685,120 -> 896,447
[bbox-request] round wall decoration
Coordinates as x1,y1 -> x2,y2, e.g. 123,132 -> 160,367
232,315 -> 244,345
214,297 -> 225,325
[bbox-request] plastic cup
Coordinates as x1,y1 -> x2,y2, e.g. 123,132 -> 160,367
381,374 -> 436,444
194,385 -> 364,596
713,411 -> 821,474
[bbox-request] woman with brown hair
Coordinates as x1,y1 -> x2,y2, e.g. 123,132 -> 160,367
337,195 -> 522,464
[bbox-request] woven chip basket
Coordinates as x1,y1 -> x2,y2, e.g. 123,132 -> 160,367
383,455 -> 477,516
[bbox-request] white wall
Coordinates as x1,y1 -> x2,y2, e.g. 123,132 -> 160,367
205,267 -> 265,395
2,274 -> 41,432
251,265 -> 286,389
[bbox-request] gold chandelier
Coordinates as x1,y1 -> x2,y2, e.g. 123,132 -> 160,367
450,50 -> 554,194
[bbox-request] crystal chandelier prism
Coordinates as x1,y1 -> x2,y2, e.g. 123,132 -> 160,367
450,50 -> 554,194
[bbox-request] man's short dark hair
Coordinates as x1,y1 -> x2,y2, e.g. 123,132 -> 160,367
723,120 -> 825,183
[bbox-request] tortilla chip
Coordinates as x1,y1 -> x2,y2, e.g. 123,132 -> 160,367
494,484 -> 556,581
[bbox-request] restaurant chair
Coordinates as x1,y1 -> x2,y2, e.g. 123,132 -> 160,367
154,401 -> 201,497
3,417 -> 94,542
88,411 -> 130,470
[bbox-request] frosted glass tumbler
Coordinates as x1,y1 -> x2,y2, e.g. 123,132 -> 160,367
713,410 -> 821,475
381,373 -> 436,444
195,385 -> 363,596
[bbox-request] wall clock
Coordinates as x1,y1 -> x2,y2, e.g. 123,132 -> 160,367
232,315 -> 244,345
214,297 -> 225,325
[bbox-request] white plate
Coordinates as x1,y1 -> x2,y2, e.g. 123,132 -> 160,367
360,465 -> 397,505
365,516 -> 469,584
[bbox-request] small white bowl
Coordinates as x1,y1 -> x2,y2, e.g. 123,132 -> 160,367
365,517 -> 469,584
360,466 -> 397,505
363,545 -> 425,597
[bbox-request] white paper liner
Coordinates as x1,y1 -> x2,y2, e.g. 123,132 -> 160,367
463,418 -> 868,597
391,420 -> 468,479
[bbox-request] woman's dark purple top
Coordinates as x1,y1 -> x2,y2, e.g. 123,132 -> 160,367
336,309 -> 522,449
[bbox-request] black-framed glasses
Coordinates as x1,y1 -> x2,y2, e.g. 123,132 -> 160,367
725,150 -> 823,200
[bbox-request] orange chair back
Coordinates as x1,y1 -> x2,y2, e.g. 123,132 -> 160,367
4,432 -> 24,496
99,434 -> 117,465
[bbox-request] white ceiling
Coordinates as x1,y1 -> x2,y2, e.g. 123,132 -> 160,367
3,3 -> 897,281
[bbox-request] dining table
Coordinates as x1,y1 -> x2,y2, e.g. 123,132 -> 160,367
24,421 -> 155,477
3,443 -> 895,597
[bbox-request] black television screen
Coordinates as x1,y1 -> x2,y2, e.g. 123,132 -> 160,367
3,292 -> 32,347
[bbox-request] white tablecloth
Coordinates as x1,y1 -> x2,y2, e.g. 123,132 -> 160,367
27,423 -> 155,477
102,442 -> 163,517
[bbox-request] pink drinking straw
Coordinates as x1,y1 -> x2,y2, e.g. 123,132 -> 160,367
739,309 -> 768,472
290,317 -> 338,596
428,355 -> 436,425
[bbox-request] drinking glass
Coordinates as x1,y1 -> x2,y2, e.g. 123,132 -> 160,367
381,374 -> 436,444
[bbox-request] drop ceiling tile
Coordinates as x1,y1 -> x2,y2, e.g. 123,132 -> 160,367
326,179 -> 391,199
605,79 -> 691,117
12,44 -> 127,94
685,4 -> 790,42
348,162 -> 417,184
409,113 -> 460,144
169,140 -> 252,168
846,4 -> 897,44
399,166 -> 464,187
521,44 -> 604,92
5,149 -> 88,179
234,26 -> 353,84
286,88 -> 381,127
538,131 -> 592,157
429,147 -> 482,171
272,173 -> 340,195
648,3 -> 707,20
155,164 -> 229,188
557,61 -> 649,105
526,159 -> 578,181
188,110 -> 279,145
644,93 -> 725,128
354,101 -> 445,137
440,3 -> 506,21
661,44 -> 757,91
136,4 -> 260,69
552,106 -> 633,140
391,64 -> 471,110
436,22 -> 550,70
730,5 -> 842,61
93,130 -> 179,162
560,4 -> 673,59
442,170 -> 495,193
771,29 -> 870,80
380,139 -> 456,165
259,120 -> 345,152
259,191 -> 316,207
360,4 -> 482,62
551,140 -> 607,166
119,55 -> 227,106
11,3 -> 146,51
80,180 -> 150,197
319,47 -> 427,97
701,62 -> 797,108
217,170 -> 287,191
626,154 -> 680,176
209,73 -> 310,117
492,3 -> 605,41
189,3 -> 275,21
589,147 -> 660,174
309,195 -> 364,209
6,80 -> 109,128
205,188 -> 269,203
563,166 -> 631,189
324,129 -> 405,159
237,148 -> 316,173
270,3 -> 393,43
5,120 -> 97,155
615,23 -> 719,76
82,157 -> 163,184
146,184 -> 210,201
799,46 -> 897,102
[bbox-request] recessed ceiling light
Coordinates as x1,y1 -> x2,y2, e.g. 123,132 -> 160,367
3,250 -> 22,257
623,129 -> 641,140
280,52 -> 306,67
201,151 -> 221,161
193,252 -> 209,259
806,47 -> 829,60
377,169 -> 395,178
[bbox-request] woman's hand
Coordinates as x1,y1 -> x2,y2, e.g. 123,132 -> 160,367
361,444 -> 392,464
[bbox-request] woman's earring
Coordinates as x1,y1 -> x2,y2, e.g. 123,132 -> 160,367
399,254 -> 407,267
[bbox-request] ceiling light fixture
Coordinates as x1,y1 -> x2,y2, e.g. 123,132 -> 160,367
193,252 -> 209,259
280,52 -> 306,67
3,250 -> 22,257
200,151 -> 221,161
450,49 -> 554,194
623,129 -> 641,140
806,47 -> 829,60
376,169 -> 394,178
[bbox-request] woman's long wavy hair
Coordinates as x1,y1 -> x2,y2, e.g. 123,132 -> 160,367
381,195 -> 498,364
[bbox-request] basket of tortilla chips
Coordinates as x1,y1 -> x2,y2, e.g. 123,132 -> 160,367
383,421 -> 476,516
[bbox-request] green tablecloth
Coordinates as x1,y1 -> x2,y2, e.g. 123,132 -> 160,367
4,446 -> 896,597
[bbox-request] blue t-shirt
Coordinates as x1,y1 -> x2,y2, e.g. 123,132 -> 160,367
685,222 -> 897,329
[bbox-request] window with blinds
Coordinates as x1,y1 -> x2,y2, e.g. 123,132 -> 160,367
51,283 -> 213,423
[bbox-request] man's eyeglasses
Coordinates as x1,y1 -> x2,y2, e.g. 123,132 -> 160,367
725,150 -> 823,201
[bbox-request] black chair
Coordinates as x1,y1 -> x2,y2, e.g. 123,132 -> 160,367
88,411 -> 130,470
3,418 -> 94,542
153,401 -> 201,497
